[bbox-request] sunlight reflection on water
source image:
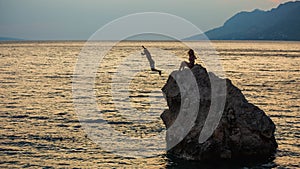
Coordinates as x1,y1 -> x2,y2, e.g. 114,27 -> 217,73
0,41 -> 299,168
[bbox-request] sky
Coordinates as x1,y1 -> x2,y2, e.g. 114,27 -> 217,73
0,0 -> 293,40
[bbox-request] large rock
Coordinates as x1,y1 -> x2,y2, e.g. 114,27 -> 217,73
161,64 -> 277,161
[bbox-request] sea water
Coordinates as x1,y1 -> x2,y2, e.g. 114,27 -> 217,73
0,41 -> 299,168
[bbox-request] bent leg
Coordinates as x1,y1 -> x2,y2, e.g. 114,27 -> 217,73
151,68 -> 162,76
179,61 -> 188,70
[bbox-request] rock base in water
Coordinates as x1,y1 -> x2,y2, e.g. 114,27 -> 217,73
161,64 -> 277,161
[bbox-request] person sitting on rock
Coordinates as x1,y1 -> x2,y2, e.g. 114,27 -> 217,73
179,49 -> 197,70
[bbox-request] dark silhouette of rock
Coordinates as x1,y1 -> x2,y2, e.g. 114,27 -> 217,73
186,1 -> 300,41
161,64 -> 277,161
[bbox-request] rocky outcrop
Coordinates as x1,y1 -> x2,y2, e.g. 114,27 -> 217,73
161,64 -> 277,161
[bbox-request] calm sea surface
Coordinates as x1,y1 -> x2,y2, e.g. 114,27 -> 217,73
0,41 -> 299,168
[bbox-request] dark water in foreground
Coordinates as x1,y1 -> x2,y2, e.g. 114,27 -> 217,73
0,41 -> 299,168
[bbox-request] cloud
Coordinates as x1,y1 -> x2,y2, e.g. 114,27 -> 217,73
268,0 -> 291,4
269,0 -> 280,3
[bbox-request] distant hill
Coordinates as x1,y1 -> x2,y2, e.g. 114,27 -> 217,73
0,37 -> 25,41
186,1 -> 300,41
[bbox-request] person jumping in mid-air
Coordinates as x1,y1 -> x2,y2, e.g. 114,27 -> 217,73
179,49 -> 197,70
141,46 -> 162,76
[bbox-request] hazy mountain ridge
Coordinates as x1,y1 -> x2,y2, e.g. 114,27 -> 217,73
187,1 -> 300,41
0,37 -> 25,41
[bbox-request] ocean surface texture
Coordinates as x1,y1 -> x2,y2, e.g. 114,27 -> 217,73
0,41 -> 299,168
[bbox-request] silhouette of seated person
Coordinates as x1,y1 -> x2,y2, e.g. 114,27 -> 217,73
179,49 -> 197,70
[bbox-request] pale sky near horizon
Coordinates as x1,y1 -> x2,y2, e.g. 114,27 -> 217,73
0,0 -> 293,40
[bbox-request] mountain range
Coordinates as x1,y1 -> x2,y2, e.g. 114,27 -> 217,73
0,37 -> 25,41
186,1 -> 300,41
